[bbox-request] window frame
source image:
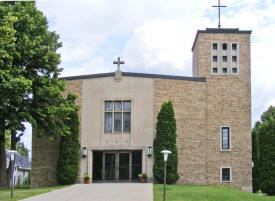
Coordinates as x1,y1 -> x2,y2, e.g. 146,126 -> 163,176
220,126 -> 231,151
220,167 -> 232,183
104,100 -> 131,134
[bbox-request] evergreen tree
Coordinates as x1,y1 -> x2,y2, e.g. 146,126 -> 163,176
153,101 -> 179,184
252,105 -> 275,195
56,94 -> 80,185
252,121 -> 260,193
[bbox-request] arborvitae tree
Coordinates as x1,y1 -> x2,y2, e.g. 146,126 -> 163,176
252,121 -> 260,193
252,105 -> 275,195
153,101 -> 179,184
258,117 -> 275,195
56,94 -> 80,185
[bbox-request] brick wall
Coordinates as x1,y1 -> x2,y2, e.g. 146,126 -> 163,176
153,78 -> 207,185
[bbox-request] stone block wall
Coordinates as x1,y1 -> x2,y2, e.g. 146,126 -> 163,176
153,78 -> 207,185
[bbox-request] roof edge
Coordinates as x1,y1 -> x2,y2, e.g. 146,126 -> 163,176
60,72 -> 206,82
192,28 -> 252,51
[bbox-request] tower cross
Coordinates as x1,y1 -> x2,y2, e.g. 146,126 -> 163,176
113,57 -> 124,71
212,0 -> 227,29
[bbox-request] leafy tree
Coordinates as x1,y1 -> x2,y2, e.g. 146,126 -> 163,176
0,2 -> 77,187
153,101 -> 179,184
56,94 -> 80,185
17,142 -> 29,160
252,105 -> 275,195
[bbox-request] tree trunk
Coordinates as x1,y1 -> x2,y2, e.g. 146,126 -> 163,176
11,130 -> 17,150
0,118 -> 7,188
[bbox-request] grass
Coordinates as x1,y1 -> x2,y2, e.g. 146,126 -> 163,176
0,185 -> 69,201
154,185 -> 275,201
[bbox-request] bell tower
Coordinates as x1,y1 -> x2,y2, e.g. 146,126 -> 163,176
192,28 -> 251,78
192,28 -> 253,192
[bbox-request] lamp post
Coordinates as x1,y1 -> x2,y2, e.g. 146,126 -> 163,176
161,150 -> 171,201
9,150 -> 17,199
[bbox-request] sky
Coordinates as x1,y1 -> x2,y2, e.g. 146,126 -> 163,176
21,0 -> 275,153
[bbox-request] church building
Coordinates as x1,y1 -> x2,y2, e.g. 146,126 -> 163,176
31,28 -> 252,192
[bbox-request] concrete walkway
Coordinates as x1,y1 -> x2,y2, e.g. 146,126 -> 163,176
20,183 -> 153,201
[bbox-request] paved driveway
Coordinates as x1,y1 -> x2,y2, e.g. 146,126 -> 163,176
20,183 -> 153,201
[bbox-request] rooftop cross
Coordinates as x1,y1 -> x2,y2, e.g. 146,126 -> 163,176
113,57 -> 124,71
212,0 -> 227,29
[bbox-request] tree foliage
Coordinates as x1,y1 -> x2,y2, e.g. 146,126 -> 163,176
252,106 -> 275,195
153,101 -> 179,184
56,94 -> 80,185
0,2 -> 78,187
17,142 -> 29,160
252,121 -> 260,193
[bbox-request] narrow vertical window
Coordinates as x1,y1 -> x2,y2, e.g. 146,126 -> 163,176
104,112 -> 112,132
114,112 -> 122,132
221,127 -> 230,150
123,112 -> 131,132
232,56 -> 237,62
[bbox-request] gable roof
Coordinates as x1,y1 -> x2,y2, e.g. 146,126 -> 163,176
6,150 -> 31,170
60,72 -> 206,82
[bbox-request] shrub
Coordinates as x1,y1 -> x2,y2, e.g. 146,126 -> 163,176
56,98 -> 80,185
153,101 -> 179,184
258,118 -> 275,195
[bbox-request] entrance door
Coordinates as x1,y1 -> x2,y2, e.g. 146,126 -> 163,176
118,153 -> 130,180
105,153 -> 116,180
100,151 -> 142,182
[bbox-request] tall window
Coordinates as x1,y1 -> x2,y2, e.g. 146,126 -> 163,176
221,127 -> 230,150
104,101 -> 131,133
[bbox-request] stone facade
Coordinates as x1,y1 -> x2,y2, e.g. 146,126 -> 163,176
31,28 -> 252,191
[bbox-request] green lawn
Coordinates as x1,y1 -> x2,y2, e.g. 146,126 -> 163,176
154,185 -> 275,201
0,185 -> 68,201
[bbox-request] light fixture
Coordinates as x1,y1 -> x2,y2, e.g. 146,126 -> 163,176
10,150 -> 17,161
161,150 -> 172,201
161,150 -> 172,162
82,147 -> 87,158
9,150 -> 17,199
147,146 -> 152,156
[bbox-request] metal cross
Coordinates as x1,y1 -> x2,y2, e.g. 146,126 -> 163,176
212,0 -> 227,29
113,57 -> 124,71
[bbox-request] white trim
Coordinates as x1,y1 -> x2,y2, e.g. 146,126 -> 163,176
220,166 -> 232,182
220,126 -> 231,151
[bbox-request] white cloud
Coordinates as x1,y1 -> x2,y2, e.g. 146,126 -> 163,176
19,0 -> 275,151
